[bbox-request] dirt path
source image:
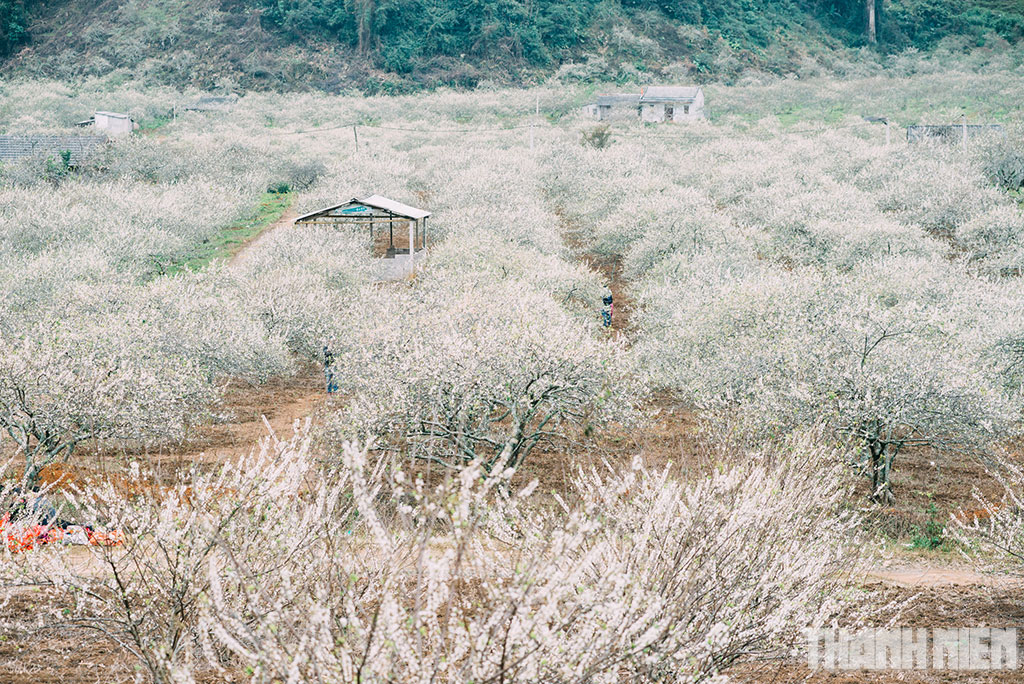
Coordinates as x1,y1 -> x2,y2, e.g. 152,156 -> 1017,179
865,562 -> 1024,589
228,206 -> 298,268
150,372 -> 326,467
553,206 -> 635,339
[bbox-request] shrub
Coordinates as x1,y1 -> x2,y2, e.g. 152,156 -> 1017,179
581,123 -> 614,149
978,140 -> 1024,192
270,159 -> 328,194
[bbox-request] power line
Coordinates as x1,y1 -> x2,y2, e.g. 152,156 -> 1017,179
271,121 -> 534,136
368,123 -> 535,132
608,120 -> 875,140
266,117 -> 879,143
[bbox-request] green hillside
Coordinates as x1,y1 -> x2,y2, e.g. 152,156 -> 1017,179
1,0 -> 1023,91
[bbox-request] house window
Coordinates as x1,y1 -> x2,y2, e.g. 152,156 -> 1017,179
665,106 -> 674,121
684,104 -> 690,115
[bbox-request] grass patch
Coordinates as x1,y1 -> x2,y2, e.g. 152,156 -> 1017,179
137,112 -> 175,132
163,191 -> 292,276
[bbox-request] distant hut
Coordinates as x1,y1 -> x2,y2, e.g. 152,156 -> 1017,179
184,95 -> 239,112
595,94 -> 641,121
76,111 -> 137,138
0,135 -> 107,166
294,195 -> 432,280
639,86 -> 705,123
94,111 -> 138,138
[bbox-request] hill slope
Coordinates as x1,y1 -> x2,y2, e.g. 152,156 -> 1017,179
1,0 -> 1023,91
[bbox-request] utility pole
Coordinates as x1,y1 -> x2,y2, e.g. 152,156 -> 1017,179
353,125 -> 359,151
863,115 -> 890,146
962,114 -> 968,148
530,93 -> 539,151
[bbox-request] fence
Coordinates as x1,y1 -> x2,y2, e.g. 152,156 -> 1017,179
907,124 -> 1004,144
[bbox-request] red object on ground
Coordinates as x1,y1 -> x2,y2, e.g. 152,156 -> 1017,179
0,514 -> 124,554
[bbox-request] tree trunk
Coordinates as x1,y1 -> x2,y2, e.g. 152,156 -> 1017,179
878,444 -> 895,504
355,0 -> 376,54
868,441 -> 896,505
866,0 -> 877,43
23,457 -> 42,490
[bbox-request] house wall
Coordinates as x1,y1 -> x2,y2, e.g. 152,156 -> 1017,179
600,104 -> 641,121
641,103 -> 666,123
672,90 -> 705,121
669,101 -> 705,122
95,113 -> 135,138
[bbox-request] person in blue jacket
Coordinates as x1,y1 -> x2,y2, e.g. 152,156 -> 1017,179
323,344 -> 338,394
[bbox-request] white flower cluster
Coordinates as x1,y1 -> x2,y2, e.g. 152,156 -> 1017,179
3,428 -> 858,683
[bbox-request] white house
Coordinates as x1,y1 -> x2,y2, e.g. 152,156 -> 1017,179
94,111 -> 138,138
639,86 -> 705,123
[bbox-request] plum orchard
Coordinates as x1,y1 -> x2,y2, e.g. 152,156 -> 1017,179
0,90 -> 630,482
318,146 -> 638,470
3,73 -> 1020,681
3,76 -> 1023,498
545,127 -> 1024,502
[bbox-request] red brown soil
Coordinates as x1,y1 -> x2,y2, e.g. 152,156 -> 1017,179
0,590 -> 134,684
854,444 -> 1010,543
730,580 -> 1024,683
553,205 -> 634,338
515,393 -> 705,498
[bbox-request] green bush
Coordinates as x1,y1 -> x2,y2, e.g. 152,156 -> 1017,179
909,504 -> 946,550
0,0 -> 28,56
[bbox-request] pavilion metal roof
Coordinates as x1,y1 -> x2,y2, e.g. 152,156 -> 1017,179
639,86 -> 702,103
295,195 -> 432,223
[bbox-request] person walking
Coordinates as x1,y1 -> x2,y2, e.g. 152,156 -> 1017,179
323,343 -> 338,394
601,286 -> 613,328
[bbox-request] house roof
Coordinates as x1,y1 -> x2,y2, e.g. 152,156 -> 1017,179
95,111 -> 132,120
295,195 -> 432,223
0,135 -> 107,165
185,95 -> 238,111
596,94 -> 641,107
639,86 -> 702,103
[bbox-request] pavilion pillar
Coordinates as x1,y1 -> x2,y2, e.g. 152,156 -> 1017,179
409,218 -> 416,275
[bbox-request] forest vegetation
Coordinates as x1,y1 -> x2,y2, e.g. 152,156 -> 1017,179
1,0 -> 1024,90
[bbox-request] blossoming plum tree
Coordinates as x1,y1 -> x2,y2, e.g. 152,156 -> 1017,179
0,324 -> 215,487
334,279 -> 642,472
